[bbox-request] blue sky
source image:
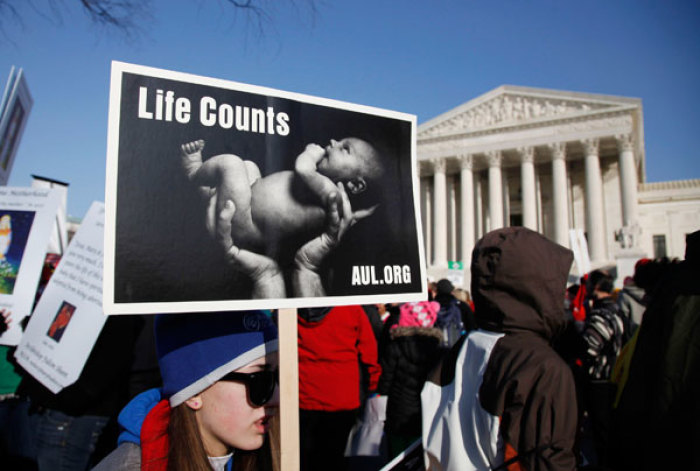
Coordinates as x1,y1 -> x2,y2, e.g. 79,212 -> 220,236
1,0 -> 699,219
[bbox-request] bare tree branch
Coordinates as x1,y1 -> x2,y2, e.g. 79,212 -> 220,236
223,0 -> 272,39
0,0 -> 150,42
0,0 -> 319,44
219,0 -> 319,45
79,0 -> 141,27
0,1 -> 22,44
77,0 -> 151,39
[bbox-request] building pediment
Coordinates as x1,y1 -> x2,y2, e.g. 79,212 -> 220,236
418,85 -> 641,140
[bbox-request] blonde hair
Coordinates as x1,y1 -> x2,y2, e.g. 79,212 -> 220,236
453,288 -> 472,304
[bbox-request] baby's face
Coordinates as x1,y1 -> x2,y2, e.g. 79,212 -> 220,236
317,138 -> 374,181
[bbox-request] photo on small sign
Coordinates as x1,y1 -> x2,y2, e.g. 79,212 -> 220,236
46,300 -> 77,343
106,63 -> 425,312
0,209 -> 36,295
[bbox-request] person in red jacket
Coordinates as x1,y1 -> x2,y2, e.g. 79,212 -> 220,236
298,305 -> 381,471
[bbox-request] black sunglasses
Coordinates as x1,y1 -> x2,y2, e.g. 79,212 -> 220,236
220,369 -> 278,407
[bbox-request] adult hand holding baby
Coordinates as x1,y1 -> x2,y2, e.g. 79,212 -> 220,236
215,199 -> 286,299
213,183 -> 363,299
293,182 -> 372,296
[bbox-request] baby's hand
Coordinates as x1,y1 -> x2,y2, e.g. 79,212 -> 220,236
304,143 -> 325,160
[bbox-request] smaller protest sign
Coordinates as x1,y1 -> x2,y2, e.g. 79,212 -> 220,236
15,202 -> 106,393
569,228 -> 591,276
447,261 -> 465,288
32,176 -> 69,255
0,187 -> 61,346
0,67 -> 33,186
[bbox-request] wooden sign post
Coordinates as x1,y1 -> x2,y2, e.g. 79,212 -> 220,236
278,308 -> 300,471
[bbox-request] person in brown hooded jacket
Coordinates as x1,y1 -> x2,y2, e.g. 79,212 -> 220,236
421,226 -> 578,471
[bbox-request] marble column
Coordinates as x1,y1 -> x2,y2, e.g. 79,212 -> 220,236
460,154 -> 475,261
583,138 -> 606,263
518,146 -> 537,230
475,173 -> 484,239
423,179 -> 433,267
550,142 -> 569,247
616,134 -> 639,227
535,170 -> 543,232
448,176 -> 457,261
432,158 -> 448,268
502,169 -> 510,226
487,151 -> 504,230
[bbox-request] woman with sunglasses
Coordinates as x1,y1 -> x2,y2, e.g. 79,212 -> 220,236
93,310 -> 279,471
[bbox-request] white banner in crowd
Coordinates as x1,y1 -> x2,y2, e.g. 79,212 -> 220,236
569,228 -> 591,276
0,186 -> 61,346
104,61 -> 427,314
15,202 -> 106,393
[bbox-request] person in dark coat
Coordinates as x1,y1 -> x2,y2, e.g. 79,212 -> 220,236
610,230 -> 700,471
434,279 -> 477,343
360,305 -> 384,347
377,303 -> 401,361
377,301 -> 443,459
616,276 -> 645,339
422,227 -> 578,471
18,315 -> 143,471
573,269 -> 626,466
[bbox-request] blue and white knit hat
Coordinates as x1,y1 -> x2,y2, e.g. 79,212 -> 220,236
155,311 -> 279,407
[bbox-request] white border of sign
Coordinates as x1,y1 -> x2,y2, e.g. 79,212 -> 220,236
104,61 -> 427,314
0,187 -> 61,345
15,202 -> 106,393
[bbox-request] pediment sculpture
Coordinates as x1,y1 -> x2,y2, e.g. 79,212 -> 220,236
421,94 -> 613,138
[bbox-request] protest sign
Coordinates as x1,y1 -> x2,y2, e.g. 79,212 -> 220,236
569,228 -> 591,276
104,61 -> 426,314
447,260 -> 465,288
0,187 -> 61,345
0,67 -> 33,186
32,176 -> 69,255
15,202 -> 106,393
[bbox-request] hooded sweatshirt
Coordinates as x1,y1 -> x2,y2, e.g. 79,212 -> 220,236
422,227 -> 577,471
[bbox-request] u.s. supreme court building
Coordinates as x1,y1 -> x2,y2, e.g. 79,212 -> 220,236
418,85 -> 700,286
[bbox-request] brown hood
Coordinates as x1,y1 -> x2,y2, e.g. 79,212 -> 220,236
471,227 -> 573,341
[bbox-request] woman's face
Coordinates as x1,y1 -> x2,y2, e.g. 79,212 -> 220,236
189,352 -> 279,456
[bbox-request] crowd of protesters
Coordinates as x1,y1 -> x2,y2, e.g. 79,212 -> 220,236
0,227 -> 698,471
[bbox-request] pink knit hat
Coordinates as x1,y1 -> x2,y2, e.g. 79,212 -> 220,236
398,301 -> 440,328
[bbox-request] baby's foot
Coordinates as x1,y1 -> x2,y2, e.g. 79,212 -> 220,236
181,139 -> 205,179
181,139 -> 205,156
